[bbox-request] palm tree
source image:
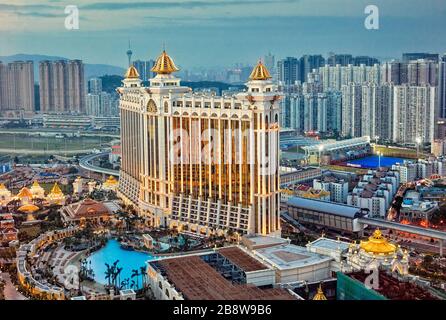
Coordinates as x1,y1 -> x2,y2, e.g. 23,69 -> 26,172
140,266 -> 147,289
131,269 -> 140,289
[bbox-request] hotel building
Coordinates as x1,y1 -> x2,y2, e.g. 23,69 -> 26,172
118,50 -> 282,236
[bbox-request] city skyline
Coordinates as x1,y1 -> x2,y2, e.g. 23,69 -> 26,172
1,0 -> 446,68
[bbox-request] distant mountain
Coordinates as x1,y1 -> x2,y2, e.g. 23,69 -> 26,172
0,54 -> 126,81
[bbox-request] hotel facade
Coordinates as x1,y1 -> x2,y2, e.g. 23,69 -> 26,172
117,51 -> 282,236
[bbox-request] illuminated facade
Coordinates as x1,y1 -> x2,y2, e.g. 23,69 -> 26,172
118,51 -> 282,236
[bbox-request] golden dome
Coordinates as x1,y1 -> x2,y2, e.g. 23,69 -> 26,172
124,65 -> 140,79
18,204 -> 40,213
313,284 -> 327,300
17,187 -> 33,199
32,180 -> 41,188
104,175 -> 118,185
360,229 -> 396,255
49,183 -> 63,196
151,50 -> 179,74
249,60 -> 272,81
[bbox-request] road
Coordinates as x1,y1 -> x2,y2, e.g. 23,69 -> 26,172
79,152 -> 120,177
0,272 -> 27,300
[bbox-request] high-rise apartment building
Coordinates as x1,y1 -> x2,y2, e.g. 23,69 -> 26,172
407,59 -> 438,86
402,52 -> 439,63
327,54 -> 353,66
88,78 -> 102,94
39,60 -> 86,114
277,57 -> 300,85
341,83 -> 362,137
133,59 -> 155,82
118,51 -> 282,236
392,85 -> 436,145
300,55 -> 325,83
0,61 -> 35,115
439,55 -> 446,119
361,83 -> 393,140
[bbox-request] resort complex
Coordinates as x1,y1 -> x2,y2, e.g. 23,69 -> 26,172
1,49 -> 446,304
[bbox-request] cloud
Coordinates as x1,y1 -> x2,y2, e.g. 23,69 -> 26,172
81,0 -> 297,11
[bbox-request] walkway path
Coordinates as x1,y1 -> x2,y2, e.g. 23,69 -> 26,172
0,272 -> 27,300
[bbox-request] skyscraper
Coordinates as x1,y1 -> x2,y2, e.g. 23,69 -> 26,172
407,59 -> 438,86
392,85 -> 436,145
438,54 -> 446,119
39,60 -> 86,114
300,55 -> 325,83
277,57 -> 300,85
361,83 -> 393,140
118,51 -> 282,236
0,61 -> 35,115
402,52 -> 439,62
88,78 -> 102,94
327,53 -> 353,66
133,60 -> 155,82
264,52 -> 275,78
341,83 -> 362,137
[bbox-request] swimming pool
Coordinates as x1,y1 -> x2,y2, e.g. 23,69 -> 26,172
346,155 -> 406,169
86,239 -> 156,290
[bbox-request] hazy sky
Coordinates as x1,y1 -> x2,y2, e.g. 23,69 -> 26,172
0,0 -> 445,69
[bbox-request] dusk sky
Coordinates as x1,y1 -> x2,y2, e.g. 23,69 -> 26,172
1,0 -> 446,69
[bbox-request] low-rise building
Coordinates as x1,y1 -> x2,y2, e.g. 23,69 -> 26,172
313,176 -> 349,203
147,246 -> 296,300
61,198 -> 114,225
287,196 -> 368,234
281,184 -> 330,202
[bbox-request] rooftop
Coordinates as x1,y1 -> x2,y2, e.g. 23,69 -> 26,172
218,247 -> 268,272
287,196 -> 365,218
253,244 -> 332,270
347,271 -> 439,300
309,237 -> 350,252
153,253 -> 295,300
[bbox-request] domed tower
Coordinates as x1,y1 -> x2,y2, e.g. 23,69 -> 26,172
236,60 -> 283,235
149,50 -> 182,88
122,65 -> 142,88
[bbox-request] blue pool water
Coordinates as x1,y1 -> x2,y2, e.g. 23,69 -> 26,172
86,239 -> 156,290
346,155 -> 406,169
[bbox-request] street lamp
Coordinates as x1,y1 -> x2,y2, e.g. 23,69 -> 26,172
377,151 -> 382,169
318,145 -> 324,166
415,137 -> 422,159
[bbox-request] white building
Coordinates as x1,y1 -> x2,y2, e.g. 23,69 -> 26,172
347,169 -> 399,218
118,51 -> 282,236
392,85 -> 436,145
313,177 -> 349,203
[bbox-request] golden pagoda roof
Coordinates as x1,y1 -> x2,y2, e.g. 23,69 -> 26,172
17,187 -> 33,199
18,204 -> 40,213
49,183 -> 63,196
151,50 -> 179,74
360,229 -> 397,255
313,284 -> 327,300
31,180 -> 43,190
104,175 -> 118,185
124,65 -> 140,79
249,60 -> 272,81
